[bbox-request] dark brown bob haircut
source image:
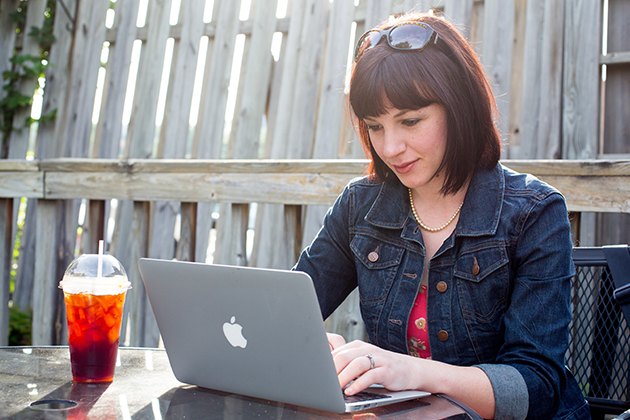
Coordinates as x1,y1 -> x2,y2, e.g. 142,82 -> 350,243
349,13 -> 501,195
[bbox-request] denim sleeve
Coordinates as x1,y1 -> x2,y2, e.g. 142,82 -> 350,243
293,184 -> 358,319
477,364 -> 529,420
499,191 -> 575,419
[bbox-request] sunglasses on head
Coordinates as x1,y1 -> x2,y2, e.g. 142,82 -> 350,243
354,21 -> 447,62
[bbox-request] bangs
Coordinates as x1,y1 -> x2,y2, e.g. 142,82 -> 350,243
350,47 -> 441,120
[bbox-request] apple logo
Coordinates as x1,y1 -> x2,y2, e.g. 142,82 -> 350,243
222,316 -> 248,348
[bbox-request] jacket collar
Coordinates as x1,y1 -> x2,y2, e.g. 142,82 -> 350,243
365,163 -> 504,236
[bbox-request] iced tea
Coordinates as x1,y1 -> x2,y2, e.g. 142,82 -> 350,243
64,291 -> 126,382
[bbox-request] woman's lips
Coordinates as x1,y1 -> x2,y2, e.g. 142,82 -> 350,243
392,160 -> 417,174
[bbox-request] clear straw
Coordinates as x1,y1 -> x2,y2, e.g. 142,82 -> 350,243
98,240 -> 104,278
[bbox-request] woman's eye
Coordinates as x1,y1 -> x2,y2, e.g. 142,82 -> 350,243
402,119 -> 420,127
366,124 -> 382,132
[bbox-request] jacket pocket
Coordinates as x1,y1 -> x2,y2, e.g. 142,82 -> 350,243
350,234 -> 404,303
454,244 -> 510,323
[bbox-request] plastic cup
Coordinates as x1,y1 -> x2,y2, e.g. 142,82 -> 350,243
59,252 -> 131,383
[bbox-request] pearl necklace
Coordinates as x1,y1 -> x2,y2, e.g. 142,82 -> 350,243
408,189 -> 463,232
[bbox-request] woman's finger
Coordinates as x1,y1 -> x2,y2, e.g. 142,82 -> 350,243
327,332 -> 347,351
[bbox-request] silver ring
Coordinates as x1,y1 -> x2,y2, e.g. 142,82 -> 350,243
365,353 -> 375,369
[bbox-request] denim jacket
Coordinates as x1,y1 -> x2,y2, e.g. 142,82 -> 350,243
295,163 -> 589,420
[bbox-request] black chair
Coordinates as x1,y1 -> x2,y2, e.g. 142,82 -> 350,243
568,246 -> 630,420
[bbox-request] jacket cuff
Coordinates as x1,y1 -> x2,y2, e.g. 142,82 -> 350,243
476,364 -> 529,420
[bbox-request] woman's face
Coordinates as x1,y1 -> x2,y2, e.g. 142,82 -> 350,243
364,103 -> 448,192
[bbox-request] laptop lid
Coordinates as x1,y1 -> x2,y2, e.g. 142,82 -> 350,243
138,258 -> 429,413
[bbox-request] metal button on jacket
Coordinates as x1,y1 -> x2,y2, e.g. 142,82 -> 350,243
438,330 -> 449,341
368,251 -> 379,262
472,257 -> 480,276
436,281 -> 448,293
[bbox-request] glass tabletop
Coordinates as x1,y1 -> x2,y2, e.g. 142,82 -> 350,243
0,346 -> 479,419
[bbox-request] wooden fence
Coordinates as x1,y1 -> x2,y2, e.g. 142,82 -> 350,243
1,158 -> 630,346
1,0 -> 629,346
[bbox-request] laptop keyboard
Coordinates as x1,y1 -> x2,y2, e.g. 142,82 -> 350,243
344,390 -> 392,403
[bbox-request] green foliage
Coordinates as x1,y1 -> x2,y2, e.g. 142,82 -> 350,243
9,305 -> 32,346
0,0 -> 57,154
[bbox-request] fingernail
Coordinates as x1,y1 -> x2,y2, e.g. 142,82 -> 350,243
345,387 -> 353,395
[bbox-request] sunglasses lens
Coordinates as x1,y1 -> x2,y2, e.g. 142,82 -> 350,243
389,23 -> 430,50
355,30 -> 382,59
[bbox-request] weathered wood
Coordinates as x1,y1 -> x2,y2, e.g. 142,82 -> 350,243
324,289 -> 366,342
535,175 -> 630,214
214,203 -> 249,266
127,201 -> 158,347
0,172 -> 44,198
176,202 -> 197,262
149,0 -> 206,279
6,0 -> 48,160
603,0 -> 630,155
519,0 -> 565,159
34,158 -> 368,173
443,0 -> 474,40
157,0 -> 205,159
562,0 -> 602,160
480,0 -> 515,154
12,200 -> 37,313
599,0 -> 630,253
600,51 -> 630,65
507,0 -> 527,158
0,198 -> 13,345
93,0 -> 141,159
31,200 -> 60,345
0,0 -> 19,155
79,200 -> 106,255
41,171 -> 355,204
124,0 -> 173,159
61,0 -> 111,158
2,159 -> 630,214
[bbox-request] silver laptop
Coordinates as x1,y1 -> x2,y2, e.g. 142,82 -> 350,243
138,258 -> 430,413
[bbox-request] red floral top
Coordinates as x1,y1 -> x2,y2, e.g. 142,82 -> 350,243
407,284 -> 431,358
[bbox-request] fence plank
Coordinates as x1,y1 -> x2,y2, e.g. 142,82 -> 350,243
562,0 -> 601,160
0,0 -> 19,155
124,0 -> 173,159
0,172 -> 44,198
254,0 -> 330,268
217,0 -> 279,266
94,0 -> 141,159
157,0 -> 205,159
6,0 -> 48,160
61,0 -> 111,158
443,0 -> 474,40
176,202 -> 197,262
31,200 -> 61,345
506,0 -> 526,158
127,201 -> 157,347
147,0 -> 206,282
111,0 -> 173,323
0,198 -> 13,345
603,0 -> 630,154
519,0 -> 565,159
480,0 -> 515,154
190,0 -> 241,262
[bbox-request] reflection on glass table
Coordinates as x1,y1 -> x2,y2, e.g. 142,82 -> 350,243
0,346 -> 481,420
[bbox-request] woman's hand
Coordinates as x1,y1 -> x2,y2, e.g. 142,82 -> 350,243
329,338 -> 496,419
330,339 -> 417,395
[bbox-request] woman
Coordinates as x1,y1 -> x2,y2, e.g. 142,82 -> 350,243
294,12 -> 589,420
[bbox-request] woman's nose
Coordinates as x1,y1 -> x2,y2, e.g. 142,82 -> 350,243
381,130 -> 406,158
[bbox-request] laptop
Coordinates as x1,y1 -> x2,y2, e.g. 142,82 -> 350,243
138,258 -> 430,413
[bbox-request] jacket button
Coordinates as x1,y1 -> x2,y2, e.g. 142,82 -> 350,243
368,251 -> 379,262
438,330 -> 449,341
436,281 -> 448,293
471,257 -> 480,276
